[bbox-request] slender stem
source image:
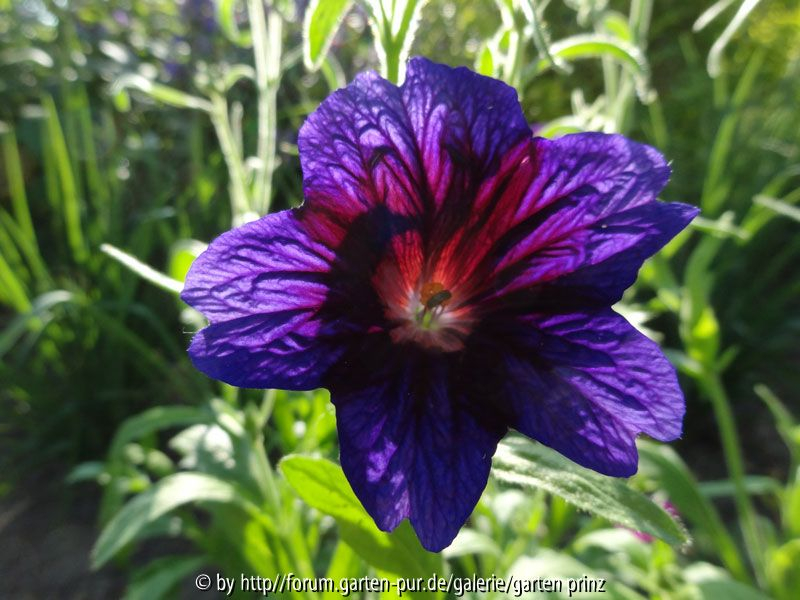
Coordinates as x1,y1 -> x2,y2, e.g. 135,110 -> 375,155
249,0 -> 282,215
700,370 -> 766,585
209,93 -> 251,223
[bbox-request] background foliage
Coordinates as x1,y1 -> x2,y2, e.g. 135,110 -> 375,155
1,0 -> 799,598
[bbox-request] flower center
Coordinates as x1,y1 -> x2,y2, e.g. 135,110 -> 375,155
381,278 -> 473,353
416,281 -> 452,330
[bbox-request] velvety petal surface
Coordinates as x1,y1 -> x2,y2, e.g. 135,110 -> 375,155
181,210 -> 344,389
326,343 -> 506,552
298,56 -> 531,224
469,309 -> 685,477
472,133 -> 699,309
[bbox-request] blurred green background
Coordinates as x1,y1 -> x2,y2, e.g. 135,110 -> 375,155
1,0 -> 799,598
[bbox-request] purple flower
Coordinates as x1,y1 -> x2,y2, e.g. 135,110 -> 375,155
182,58 -> 698,551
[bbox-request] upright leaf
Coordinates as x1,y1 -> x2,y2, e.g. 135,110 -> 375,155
303,0 -> 354,71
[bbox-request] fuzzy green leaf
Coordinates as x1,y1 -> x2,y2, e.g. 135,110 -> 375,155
493,437 -> 689,546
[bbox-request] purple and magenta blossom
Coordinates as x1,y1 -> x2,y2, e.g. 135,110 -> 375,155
182,57 -> 698,551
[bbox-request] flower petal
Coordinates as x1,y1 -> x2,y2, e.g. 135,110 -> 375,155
470,309 -> 684,476
467,133 -> 698,309
182,210 -> 343,389
490,200 -> 699,310
327,344 -> 506,551
298,57 -> 531,221
401,57 -> 531,208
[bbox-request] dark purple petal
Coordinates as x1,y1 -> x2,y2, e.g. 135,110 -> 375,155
472,132 -> 698,308
490,200 -> 699,310
328,345 -> 506,551
298,57 -> 531,221
181,210 -> 343,389
471,309 -> 684,477
400,57 -> 531,208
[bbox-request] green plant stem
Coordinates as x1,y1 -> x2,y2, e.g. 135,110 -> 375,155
209,93 -> 251,223
700,370 -> 766,585
249,0 -> 282,215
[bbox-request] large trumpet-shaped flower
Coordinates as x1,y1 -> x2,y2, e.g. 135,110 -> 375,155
182,57 -> 698,551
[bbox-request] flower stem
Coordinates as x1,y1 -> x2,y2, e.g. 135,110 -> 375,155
249,0 -> 282,215
209,92 -> 251,224
700,370 -> 766,585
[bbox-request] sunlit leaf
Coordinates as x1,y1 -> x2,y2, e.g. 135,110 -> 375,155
101,243 -> 184,295
92,473 -> 245,568
493,437 -> 689,546
280,455 -> 442,582
303,0 -> 354,71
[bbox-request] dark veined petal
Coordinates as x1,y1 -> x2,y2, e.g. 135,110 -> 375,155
298,57 -> 530,222
327,343 -> 506,552
470,309 -> 684,477
181,210 -> 344,389
473,132 -> 698,309
400,57 -> 531,208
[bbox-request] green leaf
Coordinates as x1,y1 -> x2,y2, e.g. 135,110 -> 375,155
492,437 -> 689,546
101,243 -> 184,295
682,563 -> 766,600
109,406 -> 209,462
66,461 -> 106,484
767,539 -> 800,600
168,239 -> 207,284
537,34 -> 647,76
125,555 -> 206,600
215,0 -> 253,47
637,440 -> 749,581
753,194 -> 800,224
442,529 -> 501,558
280,455 -> 442,582
113,74 -> 212,112
303,0 -> 354,71
0,290 -> 73,358
92,473 -> 243,568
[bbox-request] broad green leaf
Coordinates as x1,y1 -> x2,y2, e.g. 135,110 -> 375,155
280,455 -> 441,583
125,555 -> 206,600
92,472 -> 244,568
492,437 -> 689,546
303,0 -> 354,71
637,440 -> 748,581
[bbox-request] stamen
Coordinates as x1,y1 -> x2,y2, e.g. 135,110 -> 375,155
416,281 -> 452,329
420,282 -> 451,308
